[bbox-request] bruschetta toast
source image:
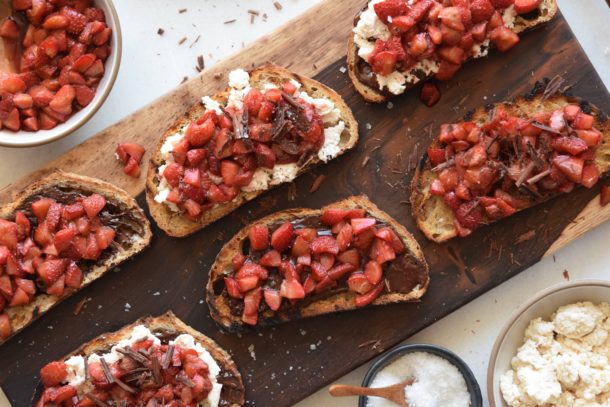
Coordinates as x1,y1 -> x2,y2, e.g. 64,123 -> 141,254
348,0 -> 558,103
206,196 -> 429,331
0,171 -> 152,345
147,63 -> 359,237
33,312 -> 245,407
411,84 -> 610,242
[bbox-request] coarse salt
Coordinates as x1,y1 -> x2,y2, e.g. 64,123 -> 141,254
366,351 -> 470,407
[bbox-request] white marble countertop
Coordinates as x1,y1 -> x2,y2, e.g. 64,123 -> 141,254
0,1 -> 609,405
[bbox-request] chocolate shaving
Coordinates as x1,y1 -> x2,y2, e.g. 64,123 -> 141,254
271,103 -> 288,140
176,374 -> 195,387
84,393 -> 109,407
100,358 -> 115,384
197,55 -> 204,71
541,75 -> 566,103
563,269 -> 570,281
531,121 -> 561,135
151,357 -> 162,386
526,168 -> 551,185
278,138 -> 301,155
189,34 -> 201,48
515,161 -> 536,187
114,376 -> 137,394
117,347 -> 149,365
280,91 -> 304,111
515,229 -> 536,244
309,174 -> 326,193
84,355 -> 89,380
178,36 -> 187,45
163,344 -> 174,369
224,19 -> 236,24
288,182 -> 297,201
273,1 -> 283,10
73,297 -> 87,315
431,158 -> 455,172
157,28 -> 164,35
179,8 -> 187,13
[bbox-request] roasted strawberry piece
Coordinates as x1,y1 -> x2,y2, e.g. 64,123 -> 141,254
350,218 -> 376,235
242,287 -> 262,325
40,361 -> 68,387
259,250 -> 281,267
310,236 -> 339,255
271,222 -> 293,252
490,26 -> 520,52
355,282 -> 384,307
337,249 -> 360,266
553,155 -> 584,183
248,225 -> 269,251
224,277 -> 244,298
115,142 -> 145,178
279,279 -> 305,300
420,82 -> 441,107
82,193 -> 105,218
263,288 -> 282,311
514,0 -> 540,14
347,272 -> 374,295
0,314 -> 11,339
327,263 -> 356,281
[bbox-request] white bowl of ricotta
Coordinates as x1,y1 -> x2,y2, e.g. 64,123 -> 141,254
488,280 -> 610,406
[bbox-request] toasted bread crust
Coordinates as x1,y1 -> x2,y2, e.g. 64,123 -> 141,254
206,195 -> 429,332
0,171 -> 152,346
411,90 -> 610,243
146,63 -> 359,237
31,312 -> 245,406
348,0 -> 558,103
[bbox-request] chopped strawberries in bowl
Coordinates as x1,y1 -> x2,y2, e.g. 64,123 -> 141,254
0,0 -> 118,146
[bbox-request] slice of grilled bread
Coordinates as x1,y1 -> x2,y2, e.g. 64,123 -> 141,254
348,0 -> 558,103
31,311 -> 245,406
0,171 -> 152,345
206,195 -> 429,332
146,63 -> 359,237
411,90 -> 610,243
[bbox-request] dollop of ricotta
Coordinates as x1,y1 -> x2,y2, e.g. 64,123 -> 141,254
500,302 -> 610,406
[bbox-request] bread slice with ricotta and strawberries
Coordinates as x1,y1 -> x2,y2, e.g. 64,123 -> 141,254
147,63 -> 359,237
206,195 -> 429,332
0,171 -> 152,345
348,0 -> 558,103
33,311 -> 245,407
411,84 -> 610,243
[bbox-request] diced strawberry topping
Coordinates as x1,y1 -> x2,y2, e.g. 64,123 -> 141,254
40,361 -> 68,387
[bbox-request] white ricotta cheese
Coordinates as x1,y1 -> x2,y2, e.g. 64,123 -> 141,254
226,69 -> 251,109
241,168 -> 272,192
376,71 -> 407,95
500,302 -> 610,407
472,39 -> 491,59
297,91 -> 341,125
352,0 -> 390,60
503,5 -> 517,29
269,163 -> 299,186
403,59 -> 440,84
319,121 -> 345,162
201,96 -> 222,114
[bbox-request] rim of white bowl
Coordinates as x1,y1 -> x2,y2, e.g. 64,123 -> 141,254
0,0 -> 122,148
487,279 -> 610,407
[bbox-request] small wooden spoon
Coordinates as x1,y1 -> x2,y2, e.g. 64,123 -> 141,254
329,379 -> 414,407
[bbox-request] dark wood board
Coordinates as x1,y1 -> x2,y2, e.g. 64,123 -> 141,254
1,9 -> 609,407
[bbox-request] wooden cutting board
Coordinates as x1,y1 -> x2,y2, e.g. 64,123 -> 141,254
1,1 -> 609,406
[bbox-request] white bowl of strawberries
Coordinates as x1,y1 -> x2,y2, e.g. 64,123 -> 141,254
0,0 -> 121,147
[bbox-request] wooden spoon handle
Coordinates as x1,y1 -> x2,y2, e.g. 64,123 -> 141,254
329,384 -> 388,398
